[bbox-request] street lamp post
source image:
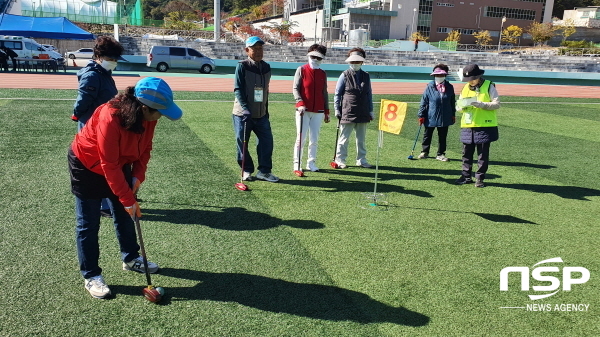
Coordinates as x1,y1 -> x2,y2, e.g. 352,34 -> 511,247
411,8 -> 417,37
314,9 -> 319,42
32,2 -> 35,17
498,16 -> 507,52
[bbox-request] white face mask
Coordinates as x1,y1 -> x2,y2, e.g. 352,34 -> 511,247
308,56 -> 321,69
434,76 -> 445,84
101,60 -> 118,72
350,64 -> 362,71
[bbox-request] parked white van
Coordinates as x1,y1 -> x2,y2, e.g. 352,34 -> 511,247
147,46 -> 215,73
0,35 -> 64,62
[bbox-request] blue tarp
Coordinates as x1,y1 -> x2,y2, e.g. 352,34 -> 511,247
0,14 -> 94,40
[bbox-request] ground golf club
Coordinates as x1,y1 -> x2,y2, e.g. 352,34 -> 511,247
329,119 -> 341,168
235,120 -> 249,191
407,124 -> 423,160
294,111 -> 305,177
133,216 -> 163,303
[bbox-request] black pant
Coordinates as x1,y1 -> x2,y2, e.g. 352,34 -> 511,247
461,142 -> 490,181
421,126 -> 448,156
11,58 -> 17,71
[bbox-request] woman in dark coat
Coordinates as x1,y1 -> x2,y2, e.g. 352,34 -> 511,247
417,64 -> 456,161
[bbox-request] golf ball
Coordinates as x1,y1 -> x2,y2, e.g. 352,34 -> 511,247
155,287 -> 165,296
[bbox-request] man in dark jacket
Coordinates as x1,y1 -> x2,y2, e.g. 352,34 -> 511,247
232,36 -> 279,183
1,46 -> 18,71
0,48 -> 8,72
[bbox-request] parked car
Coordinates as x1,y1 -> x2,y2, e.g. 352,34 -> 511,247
0,35 -> 63,62
42,44 -> 57,52
146,46 -> 216,73
65,48 -> 94,59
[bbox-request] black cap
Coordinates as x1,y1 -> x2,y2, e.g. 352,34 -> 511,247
462,64 -> 485,82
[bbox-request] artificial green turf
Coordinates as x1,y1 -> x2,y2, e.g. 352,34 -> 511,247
0,91 -> 598,336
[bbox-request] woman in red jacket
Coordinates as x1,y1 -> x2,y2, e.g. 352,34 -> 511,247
292,44 -> 330,172
68,77 -> 182,299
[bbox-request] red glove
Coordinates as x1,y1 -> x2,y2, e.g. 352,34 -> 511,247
71,114 -> 79,122
418,118 -> 424,125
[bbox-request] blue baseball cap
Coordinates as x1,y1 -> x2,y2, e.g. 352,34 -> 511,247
134,77 -> 182,120
245,36 -> 265,47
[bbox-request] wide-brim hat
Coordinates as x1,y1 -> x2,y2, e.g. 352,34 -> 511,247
462,64 -> 485,82
307,50 -> 325,59
345,52 -> 365,63
134,77 -> 183,120
430,68 -> 448,76
245,36 -> 265,47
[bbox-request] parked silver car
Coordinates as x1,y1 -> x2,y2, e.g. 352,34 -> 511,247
65,48 -> 94,59
146,46 -> 215,73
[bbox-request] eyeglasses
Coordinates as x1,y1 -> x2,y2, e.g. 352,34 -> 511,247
309,55 -> 323,61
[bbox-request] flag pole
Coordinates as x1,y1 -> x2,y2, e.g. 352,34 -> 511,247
372,129 -> 383,205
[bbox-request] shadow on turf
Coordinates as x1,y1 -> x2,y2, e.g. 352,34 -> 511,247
142,207 -> 325,230
485,183 -> 600,201
394,206 -> 537,224
322,166 -> 501,182
112,268 -> 430,326
489,161 -> 556,169
278,177 -> 433,197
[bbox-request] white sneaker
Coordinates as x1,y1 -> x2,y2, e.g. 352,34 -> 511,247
417,152 -> 428,159
307,162 -> 319,172
123,256 -> 159,274
242,171 -> 253,181
357,162 -> 373,168
436,155 -> 449,162
256,171 -> 280,182
85,275 -> 111,299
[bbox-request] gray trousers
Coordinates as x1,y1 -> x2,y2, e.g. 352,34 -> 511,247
335,122 -> 368,165
461,142 -> 490,181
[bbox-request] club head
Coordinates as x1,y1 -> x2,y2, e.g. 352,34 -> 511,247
329,161 -> 339,169
407,155 -> 414,160
235,183 -> 249,191
143,287 -> 162,303
293,170 -> 304,177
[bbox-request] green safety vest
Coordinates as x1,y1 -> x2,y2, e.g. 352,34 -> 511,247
459,80 -> 498,128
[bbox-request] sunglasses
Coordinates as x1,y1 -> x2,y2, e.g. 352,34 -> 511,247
309,55 -> 323,61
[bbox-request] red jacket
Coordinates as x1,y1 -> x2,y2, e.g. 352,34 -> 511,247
295,64 -> 329,114
71,103 -> 157,207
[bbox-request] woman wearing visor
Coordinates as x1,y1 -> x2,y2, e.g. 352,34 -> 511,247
292,44 -> 330,172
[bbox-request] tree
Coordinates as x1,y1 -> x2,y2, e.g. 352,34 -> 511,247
261,21 -> 299,44
560,18 -> 577,42
445,30 -> 461,42
473,30 -> 492,47
409,32 -> 428,42
163,1 -> 195,22
501,25 -> 523,45
526,22 -> 559,45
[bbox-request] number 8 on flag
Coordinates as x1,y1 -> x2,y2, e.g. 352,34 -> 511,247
378,99 -> 407,135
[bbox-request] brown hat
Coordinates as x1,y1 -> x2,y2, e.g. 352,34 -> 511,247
462,64 -> 485,82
